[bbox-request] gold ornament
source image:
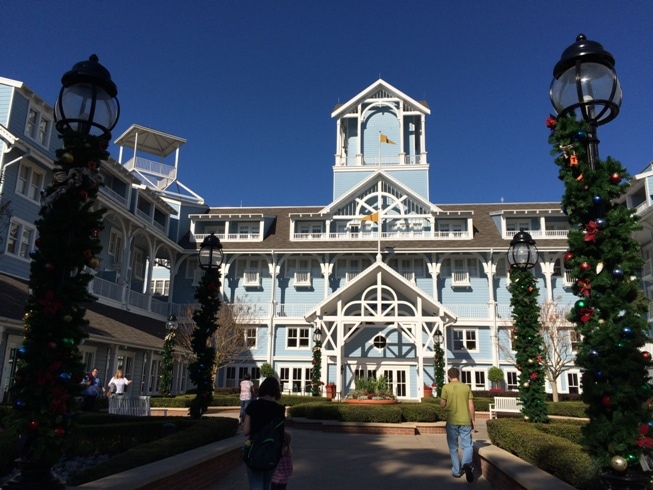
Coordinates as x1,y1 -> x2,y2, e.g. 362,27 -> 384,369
61,152 -> 74,164
88,258 -> 100,269
610,455 -> 627,472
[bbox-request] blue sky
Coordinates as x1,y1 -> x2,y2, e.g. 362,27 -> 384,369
2,1 -> 653,207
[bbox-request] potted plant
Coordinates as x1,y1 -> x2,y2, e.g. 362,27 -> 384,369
488,366 -> 504,390
325,383 -> 336,398
423,383 -> 433,398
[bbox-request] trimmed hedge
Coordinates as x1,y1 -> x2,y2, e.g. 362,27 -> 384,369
487,418 -> 599,489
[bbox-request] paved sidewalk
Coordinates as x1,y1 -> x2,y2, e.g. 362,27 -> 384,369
210,420 -> 492,489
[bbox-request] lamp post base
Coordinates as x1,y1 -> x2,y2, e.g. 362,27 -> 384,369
601,469 -> 650,490
2,459 -> 65,490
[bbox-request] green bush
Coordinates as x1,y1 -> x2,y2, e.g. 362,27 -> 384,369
281,395 -> 332,407
67,416 -> 238,486
339,405 -> 402,423
546,401 -> 587,418
487,418 -> 599,489
399,403 -> 440,422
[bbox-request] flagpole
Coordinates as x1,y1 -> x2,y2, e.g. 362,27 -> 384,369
377,211 -> 382,262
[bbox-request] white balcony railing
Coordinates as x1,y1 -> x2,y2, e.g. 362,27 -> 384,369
563,270 -> 574,287
243,272 -> 261,288
505,229 -> 569,239
292,230 -> 471,241
293,272 -> 311,287
401,272 -> 415,283
192,233 -> 260,242
346,271 -> 361,282
99,186 -> 128,206
91,276 -> 123,302
451,271 -> 471,287
643,259 -> 653,279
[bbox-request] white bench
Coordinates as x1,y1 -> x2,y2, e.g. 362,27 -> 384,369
488,397 -> 522,419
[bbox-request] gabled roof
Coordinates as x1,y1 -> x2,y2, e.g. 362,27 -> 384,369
114,124 -> 186,158
331,79 -> 431,119
320,170 -> 441,215
304,259 -> 456,322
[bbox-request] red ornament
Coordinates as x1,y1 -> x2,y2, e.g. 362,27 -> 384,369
579,308 -> 594,323
579,262 -> 591,272
577,279 -> 591,298
91,229 -> 100,238
84,249 -> 93,260
44,263 -> 55,272
602,395 -> 611,407
78,190 -> 88,200
569,155 -> 578,166
584,221 -> 599,243
564,252 -> 574,265
48,341 -> 57,350
643,352 -> 652,362
28,420 -> 39,430
610,173 -> 622,184
54,427 -> 65,437
545,116 -> 557,129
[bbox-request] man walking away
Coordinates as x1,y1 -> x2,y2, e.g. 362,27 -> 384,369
440,367 -> 476,482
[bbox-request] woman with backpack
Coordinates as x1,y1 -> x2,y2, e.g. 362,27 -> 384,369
243,376 -> 285,489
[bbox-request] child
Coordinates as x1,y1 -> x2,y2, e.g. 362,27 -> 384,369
271,431 -> 293,489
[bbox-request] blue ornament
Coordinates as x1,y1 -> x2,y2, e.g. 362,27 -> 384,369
573,130 -> 588,141
621,326 -> 634,338
14,400 -> 24,409
592,195 -> 603,205
594,371 -> 604,381
648,421 -> 653,429
17,346 -> 27,358
595,218 -> 606,229
58,372 -> 72,383
612,268 -> 624,279
588,349 -> 599,360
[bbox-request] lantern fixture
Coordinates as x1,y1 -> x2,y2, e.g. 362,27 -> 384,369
166,315 -> 178,331
198,233 -> 224,271
508,228 -> 538,270
54,54 -> 120,138
313,326 -> 322,344
433,328 -> 444,345
550,34 -> 621,127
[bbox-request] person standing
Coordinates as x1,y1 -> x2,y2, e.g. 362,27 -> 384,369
107,369 -> 132,395
82,368 -> 104,411
240,373 -> 256,425
271,431 -> 293,490
244,376 -> 285,490
440,367 -> 476,482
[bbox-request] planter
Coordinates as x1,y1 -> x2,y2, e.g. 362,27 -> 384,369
344,399 -> 398,405
423,386 -> 433,398
325,385 -> 336,399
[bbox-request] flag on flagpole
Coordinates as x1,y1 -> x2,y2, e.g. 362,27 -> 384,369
379,133 -> 395,145
361,211 -> 380,223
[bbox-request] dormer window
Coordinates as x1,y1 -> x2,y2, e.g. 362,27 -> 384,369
25,106 -> 52,148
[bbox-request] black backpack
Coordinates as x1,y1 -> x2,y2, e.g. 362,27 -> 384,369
242,417 -> 285,471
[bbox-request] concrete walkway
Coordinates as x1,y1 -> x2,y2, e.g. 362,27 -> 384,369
210,419 -> 493,489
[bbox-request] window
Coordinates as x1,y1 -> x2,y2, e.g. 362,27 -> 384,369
133,249 -> 145,280
174,363 -> 187,393
151,279 -> 170,296
287,327 -> 310,348
149,358 -> 162,393
16,163 -> 44,202
226,367 -> 236,388
117,355 -> 134,381
108,229 -> 123,264
289,258 -> 312,287
461,369 -> 486,390
449,257 -> 478,287
506,371 -> 519,391
25,106 -> 52,147
373,335 -> 387,349
6,220 -> 34,259
240,259 -> 261,288
567,371 -> 580,394
569,330 -> 581,352
245,327 -> 257,348
382,368 -> 407,397
452,328 -> 478,351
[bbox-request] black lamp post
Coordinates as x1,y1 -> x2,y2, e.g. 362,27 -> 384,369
507,229 -> 548,422
160,315 -> 178,396
550,33 -> 622,169
310,326 -> 323,396
189,233 -> 223,418
5,56 -> 118,489
550,36 -> 650,488
433,328 -> 445,398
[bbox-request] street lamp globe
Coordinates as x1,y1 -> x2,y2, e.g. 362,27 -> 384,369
313,326 -> 322,344
166,315 -> 178,331
508,228 -> 538,271
550,34 -> 621,126
54,54 -> 120,138
198,233 -> 224,271
433,328 -> 444,345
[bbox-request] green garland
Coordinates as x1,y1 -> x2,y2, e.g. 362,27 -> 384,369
7,130 -> 108,466
548,114 -> 652,471
159,329 -> 176,396
188,268 -> 221,418
310,341 -> 322,396
509,267 -> 548,422
434,344 -> 445,398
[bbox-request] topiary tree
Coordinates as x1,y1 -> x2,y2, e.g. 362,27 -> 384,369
488,366 -> 504,390
260,362 -> 275,378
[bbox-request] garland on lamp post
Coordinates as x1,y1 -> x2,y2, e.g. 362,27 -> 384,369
310,327 -> 322,396
4,55 -> 118,489
548,114 -> 653,477
160,315 -> 178,397
508,266 -> 548,422
433,329 -> 445,398
188,233 -> 223,419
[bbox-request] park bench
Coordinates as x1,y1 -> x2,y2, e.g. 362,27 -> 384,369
488,396 -> 522,419
108,395 -> 151,416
